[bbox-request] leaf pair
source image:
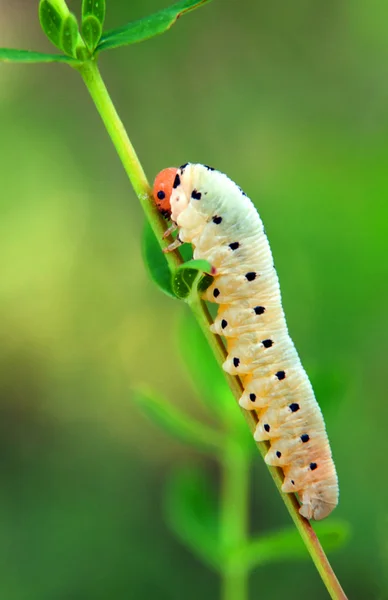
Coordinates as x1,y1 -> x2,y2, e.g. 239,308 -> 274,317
165,467 -> 350,572
39,0 -> 82,59
81,0 -> 106,52
0,0 -> 211,65
39,0 -> 105,58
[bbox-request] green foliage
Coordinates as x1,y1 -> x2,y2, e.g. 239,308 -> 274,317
61,14 -> 80,57
165,468 -> 350,575
164,466 -> 222,570
82,0 -> 105,51
142,224 -> 212,300
133,387 -> 226,454
172,259 -> 212,300
2,0 -> 212,65
39,0 -> 64,49
97,0 -> 212,52
82,0 -> 106,25
234,521 -> 350,570
39,0 -> 83,58
179,314 -> 252,443
0,48 -> 78,63
82,16 -> 103,51
142,222 -> 176,298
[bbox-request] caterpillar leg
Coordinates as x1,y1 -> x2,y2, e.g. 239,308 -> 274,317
163,236 -> 183,253
163,222 -> 179,239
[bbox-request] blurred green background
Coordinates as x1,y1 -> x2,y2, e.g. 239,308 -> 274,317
1,0 -> 388,598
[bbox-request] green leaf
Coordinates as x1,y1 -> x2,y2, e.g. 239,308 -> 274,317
179,315 -> 242,422
232,520 -> 350,570
82,15 -> 103,51
172,259 -> 212,300
142,222 -> 176,299
164,466 -> 222,570
82,0 -> 106,26
0,48 -> 78,64
61,13 -> 79,57
133,387 -> 226,454
39,0 -> 83,57
39,0 -> 64,49
97,0 -> 212,52
179,242 -> 193,263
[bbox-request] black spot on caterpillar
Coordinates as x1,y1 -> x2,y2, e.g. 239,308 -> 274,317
191,190 -> 202,200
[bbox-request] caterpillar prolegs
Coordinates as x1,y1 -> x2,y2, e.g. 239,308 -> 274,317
152,163 -> 339,520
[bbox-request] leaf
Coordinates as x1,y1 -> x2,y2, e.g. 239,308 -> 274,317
60,13 -> 79,57
133,387 -> 226,454
39,0 -> 64,49
82,0 -> 105,50
0,48 -> 78,64
82,0 -> 106,26
179,314 -> 239,420
232,520 -> 350,570
179,243 -> 193,263
97,0 -> 212,52
82,15 -> 103,51
164,466 -> 222,570
39,0 -> 83,57
142,222 -> 176,299
172,259 -> 212,300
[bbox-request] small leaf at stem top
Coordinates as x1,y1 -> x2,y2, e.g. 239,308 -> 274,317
61,13 -> 79,57
96,0 -> 212,52
0,48 -> 79,64
82,0 -> 106,26
39,0 -> 64,49
82,15 -> 103,51
39,0 -> 83,57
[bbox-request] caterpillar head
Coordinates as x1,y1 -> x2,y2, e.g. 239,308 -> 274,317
153,168 -> 177,219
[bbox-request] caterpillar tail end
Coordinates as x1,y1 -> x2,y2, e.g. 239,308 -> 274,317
298,492 -> 337,521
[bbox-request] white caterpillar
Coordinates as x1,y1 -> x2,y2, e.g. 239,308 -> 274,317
153,163 -> 339,520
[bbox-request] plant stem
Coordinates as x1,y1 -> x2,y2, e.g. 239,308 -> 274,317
220,440 -> 250,600
77,59 -> 347,600
76,59 -> 182,274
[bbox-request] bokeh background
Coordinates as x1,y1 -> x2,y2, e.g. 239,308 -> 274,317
1,0 -> 388,598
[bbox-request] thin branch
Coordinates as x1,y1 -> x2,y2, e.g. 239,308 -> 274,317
76,59 -> 183,274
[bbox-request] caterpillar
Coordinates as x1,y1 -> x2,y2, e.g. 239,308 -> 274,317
152,163 -> 339,521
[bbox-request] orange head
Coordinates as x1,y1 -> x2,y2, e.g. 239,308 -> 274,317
152,167 -> 178,218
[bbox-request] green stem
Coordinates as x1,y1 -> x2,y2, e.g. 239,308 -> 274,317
220,440 -> 250,600
76,59 -> 182,274
77,59 -> 347,600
